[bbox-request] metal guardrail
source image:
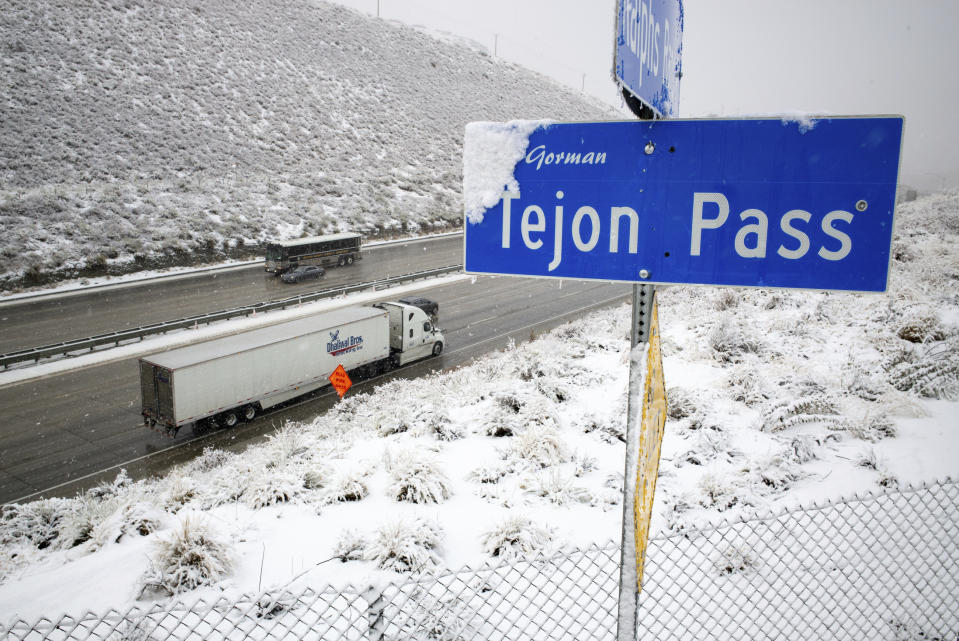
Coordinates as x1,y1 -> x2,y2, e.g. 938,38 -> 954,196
0,265 -> 463,369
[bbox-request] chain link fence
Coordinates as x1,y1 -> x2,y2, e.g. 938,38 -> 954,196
3,479 -> 956,641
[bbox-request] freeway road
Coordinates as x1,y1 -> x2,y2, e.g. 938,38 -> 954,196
0,234 -> 463,355
0,273 -> 630,504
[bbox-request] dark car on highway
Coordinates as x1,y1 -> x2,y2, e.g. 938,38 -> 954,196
280,265 -> 326,283
398,296 -> 439,316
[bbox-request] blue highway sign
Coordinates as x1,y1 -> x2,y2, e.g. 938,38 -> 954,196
615,0 -> 683,118
464,117 -> 904,292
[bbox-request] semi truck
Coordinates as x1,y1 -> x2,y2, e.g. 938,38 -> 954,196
139,302 -> 445,436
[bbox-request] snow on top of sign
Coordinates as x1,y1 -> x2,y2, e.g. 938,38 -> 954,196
463,120 -> 552,224
778,111 -> 822,134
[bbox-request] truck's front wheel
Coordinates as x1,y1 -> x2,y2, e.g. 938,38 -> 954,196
432,342 -> 443,356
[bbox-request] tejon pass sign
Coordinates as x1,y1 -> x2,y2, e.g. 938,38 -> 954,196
463,117 -> 904,292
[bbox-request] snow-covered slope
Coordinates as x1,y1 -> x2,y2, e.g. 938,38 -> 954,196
1,191 -> 956,623
0,0 -> 615,288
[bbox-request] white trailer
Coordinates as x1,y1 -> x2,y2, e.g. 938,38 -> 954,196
139,303 -> 444,435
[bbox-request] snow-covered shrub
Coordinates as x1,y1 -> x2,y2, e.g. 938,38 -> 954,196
89,500 -> 164,550
740,455 -> 800,495
482,405 -> 519,438
878,470 -> 899,489
301,462 -> 330,490
143,514 -> 234,595
761,396 -> 843,432
468,462 -> 510,485
414,408 -> 463,441
387,449 -> 451,504
845,371 -> 887,402
896,314 -> 946,344
0,498 -> 75,551
581,414 -> 625,443
263,426 -> 309,466
334,529 -> 368,562
666,387 -> 698,420
480,516 -> 554,561
572,453 -> 597,477
400,593 -> 476,641
712,289 -> 740,311
494,392 -> 524,414
326,469 -> 370,503
696,472 -> 745,511
727,368 -> 771,407
162,472 -> 197,511
712,544 -> 757,576
509,424 -> 570,469
847,413 -> 897,442
86,469 -> 133,500
856,448 -> 882,471
708,320 -> 763,364
120,502 -> 164,538
365,518 -> 443,573
185,447 -> 234,474
244,468 -> 301,509
198,461 -> 250,508
521,471 -> 595,506
887,337 -> 959,400
535,378 -> 570,403
786,435 -> 820,464
55,496 -> 107,550
676,428 -> 731,467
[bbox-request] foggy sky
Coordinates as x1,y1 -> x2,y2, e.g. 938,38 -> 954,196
332,0 -> 959,193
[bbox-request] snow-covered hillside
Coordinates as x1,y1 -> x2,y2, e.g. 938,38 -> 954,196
0,0 -> 615,289
1,191 -> 956,623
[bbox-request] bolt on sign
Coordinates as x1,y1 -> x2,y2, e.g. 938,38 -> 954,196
633,297 -> 666,590
328,364 -> 352,398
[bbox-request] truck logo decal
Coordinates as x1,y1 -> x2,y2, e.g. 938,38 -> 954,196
327,331 -> 364,356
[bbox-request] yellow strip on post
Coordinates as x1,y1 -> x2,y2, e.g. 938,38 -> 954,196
633,296 -> 667,590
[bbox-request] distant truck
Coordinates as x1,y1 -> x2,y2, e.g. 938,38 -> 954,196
139,302 -> 445,436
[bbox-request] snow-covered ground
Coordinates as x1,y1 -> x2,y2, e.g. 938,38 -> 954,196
1,191 -> 956,626
0,0 -> 617,289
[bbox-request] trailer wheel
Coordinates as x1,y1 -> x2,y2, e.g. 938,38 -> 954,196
337,256 -> 346,266
346,254 -> 355,265
432,341 -> 443,356
243,405 -> 257,421
220,411 -> 239,428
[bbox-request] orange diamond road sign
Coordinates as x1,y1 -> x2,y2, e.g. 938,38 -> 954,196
329,364 -> 352,398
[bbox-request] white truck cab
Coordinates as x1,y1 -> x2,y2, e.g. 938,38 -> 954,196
375,302 -> 445,365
